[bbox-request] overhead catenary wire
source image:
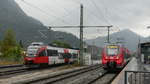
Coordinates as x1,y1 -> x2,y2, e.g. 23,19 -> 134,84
88,0 -> 121,32
85,0 -> 114,37
49,7 -> 79,26
83,6 -> 108,25
21,0 -> 111,28
87,0 -> 111,25
49,25 -> 112,28
97,0 -> 121,31
76,0 -> 109,25
44,0 -> 79,19
21,0 -> 72,25
21,0 -> 113,43
70,0 -> 102,21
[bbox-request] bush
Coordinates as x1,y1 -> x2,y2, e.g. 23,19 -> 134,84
52,40 -> 72,48
0,29 -> 23,62
3,46 -> 22,61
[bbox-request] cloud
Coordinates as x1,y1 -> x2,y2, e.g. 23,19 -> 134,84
15,0 -> 150,39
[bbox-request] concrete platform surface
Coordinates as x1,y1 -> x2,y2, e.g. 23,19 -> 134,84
111,57 -> 139,84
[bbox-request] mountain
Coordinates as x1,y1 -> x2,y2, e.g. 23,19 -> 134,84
86,29 -> 145,51
0,0 -> 79,48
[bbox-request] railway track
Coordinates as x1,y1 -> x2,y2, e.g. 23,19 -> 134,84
0,64 -> 24,68
0,64 -> 72,78
0,64 -> 28,78
87,62 -> 130,84
19,64 -> 101,84
87,71 -> 118,84
86,61 -> 131,84
16,64 -> 120,84
0,67 -> 29,77
0,64 -> 120,84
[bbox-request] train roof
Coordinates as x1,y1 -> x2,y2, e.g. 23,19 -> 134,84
139,42 -> 150,46
30,42 -> 44,46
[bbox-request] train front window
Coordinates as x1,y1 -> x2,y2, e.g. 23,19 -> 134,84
39,50 -> 46,57
27,54 -> 35,57
27,50 -> 37,57
107,46 -> 119,56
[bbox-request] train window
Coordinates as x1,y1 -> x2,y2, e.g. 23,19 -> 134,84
58,53 -> 63,59
27,54 -> 35,57
73,54 -> 78,58
47,49 -> 58,56
27,49 -> 38,57
107,48 -> 119,56
62,53 -> 72,58
39,50 -> 46,57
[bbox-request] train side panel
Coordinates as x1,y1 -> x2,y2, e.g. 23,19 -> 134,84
24,45 -> 79,68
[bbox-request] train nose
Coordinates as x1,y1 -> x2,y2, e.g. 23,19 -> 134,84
107,61 -> 116,68
26,60 -> 34,64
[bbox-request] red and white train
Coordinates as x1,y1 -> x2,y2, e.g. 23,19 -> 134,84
102,44 -> 131,70
24,42 -> 79,67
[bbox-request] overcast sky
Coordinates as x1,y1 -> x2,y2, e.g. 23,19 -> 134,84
15,0 -> 150,39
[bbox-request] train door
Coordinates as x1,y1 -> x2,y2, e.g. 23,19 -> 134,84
72,53 -> 78,62
57,49 -> 65,64
63,49 -> 69,63
36,49 -> 48,64
57,53 -> 64,63
47,49 -> 58,65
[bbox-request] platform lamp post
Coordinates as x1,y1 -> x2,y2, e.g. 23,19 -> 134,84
147,26 -> 150,41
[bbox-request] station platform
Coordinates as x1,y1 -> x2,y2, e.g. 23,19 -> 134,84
111,57 -> 140,84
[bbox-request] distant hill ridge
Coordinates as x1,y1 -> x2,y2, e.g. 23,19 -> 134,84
86,29 -> 145,51
0,0 -> 79,48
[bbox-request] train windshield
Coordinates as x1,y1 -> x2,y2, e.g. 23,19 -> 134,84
26,46 -> 39,57
107,45 -> 119,56
27,49 -> 38,57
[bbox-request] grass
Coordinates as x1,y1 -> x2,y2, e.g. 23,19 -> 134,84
0,61 -> 23,65
0,58 -> 23,66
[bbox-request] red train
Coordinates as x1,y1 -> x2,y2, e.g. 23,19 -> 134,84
102,44 -> 130,70
24,42 -> 79,67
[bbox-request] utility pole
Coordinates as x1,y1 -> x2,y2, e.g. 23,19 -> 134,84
80,4 -> 84,65
107,26 -> 111,43
47,4 -> 112,65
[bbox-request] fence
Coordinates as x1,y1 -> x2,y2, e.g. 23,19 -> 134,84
125,71 -> 150,84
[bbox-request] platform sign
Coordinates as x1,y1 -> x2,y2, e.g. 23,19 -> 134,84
107,45 -> 118,49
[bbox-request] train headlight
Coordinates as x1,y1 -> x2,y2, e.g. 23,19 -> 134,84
116,57 -> 119,59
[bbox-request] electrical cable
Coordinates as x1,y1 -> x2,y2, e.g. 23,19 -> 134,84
21,0 -> 72,25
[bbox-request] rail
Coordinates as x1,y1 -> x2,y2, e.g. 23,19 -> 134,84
16,64 -> 100,84
0,64 -> 24,68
